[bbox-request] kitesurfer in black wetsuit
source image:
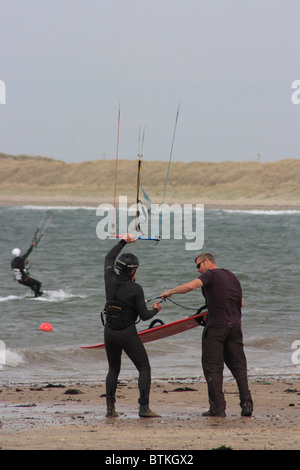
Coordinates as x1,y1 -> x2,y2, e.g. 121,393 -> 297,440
104,233 -> 162,418
11,243 -> 43,297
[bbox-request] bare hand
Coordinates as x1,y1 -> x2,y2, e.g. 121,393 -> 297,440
122,233 -> 138,243
160,290 -> 172,299
153,302 -> 161,312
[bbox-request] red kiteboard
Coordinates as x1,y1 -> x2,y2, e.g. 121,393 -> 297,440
80,312 -> 207,350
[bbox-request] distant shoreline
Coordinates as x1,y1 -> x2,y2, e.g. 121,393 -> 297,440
0,194 -> 299,211
1,153 -> 299,210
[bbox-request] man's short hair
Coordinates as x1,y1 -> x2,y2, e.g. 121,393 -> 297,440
194,252 -> 216,264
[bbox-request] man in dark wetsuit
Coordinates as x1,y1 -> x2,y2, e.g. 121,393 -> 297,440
104,233 -> 162,418
11,243 -> 43,297
161,252 -> 253,417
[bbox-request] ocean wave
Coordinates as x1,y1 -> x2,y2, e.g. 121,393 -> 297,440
21,205 -> 96,211
245,335 -> 295,351
36,289 -> 87,302
0,348 -> 25,369
222,209 -> 300,215
0,290 -> 87,303
1,344 -> 103,370
10,204 -> 205,214
1,341 -> 299,383
0,295 -> 21,302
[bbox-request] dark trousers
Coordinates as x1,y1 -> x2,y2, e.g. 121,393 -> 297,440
202,326 -> 253,414
104,324 -> 151,406
19,277 -> 42,297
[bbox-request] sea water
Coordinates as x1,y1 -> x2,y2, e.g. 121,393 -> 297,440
0,205 -> 299,385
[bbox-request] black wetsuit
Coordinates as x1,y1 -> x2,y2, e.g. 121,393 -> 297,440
11,244 -> 42,297
104,239 -> 158,406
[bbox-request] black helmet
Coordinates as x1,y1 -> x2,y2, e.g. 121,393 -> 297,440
115,253 -> 139,273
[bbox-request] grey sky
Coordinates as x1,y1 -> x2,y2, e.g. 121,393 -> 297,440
1,0 -> 299,163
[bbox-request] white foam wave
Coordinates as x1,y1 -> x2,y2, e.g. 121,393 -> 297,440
222,209 -> 300,215
0,294 -> 22,302
36,289 -> 87,302
0,290 -> 86,303
21,205 -> 96,211
0,348 -> 25,369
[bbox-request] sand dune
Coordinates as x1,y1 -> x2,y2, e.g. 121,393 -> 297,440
0,153 -> 299,208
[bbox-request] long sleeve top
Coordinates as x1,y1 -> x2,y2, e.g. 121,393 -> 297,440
104,239 -> 158,322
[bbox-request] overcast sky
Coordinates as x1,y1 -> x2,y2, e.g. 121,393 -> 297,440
1,0 -> 299,163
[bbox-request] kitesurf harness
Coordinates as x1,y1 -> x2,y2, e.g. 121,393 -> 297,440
12,260 -> 31,282
101,277 -> 139,330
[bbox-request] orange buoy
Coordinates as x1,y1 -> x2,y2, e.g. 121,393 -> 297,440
39,322 -> 53,332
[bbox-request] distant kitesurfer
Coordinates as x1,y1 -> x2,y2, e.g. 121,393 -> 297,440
161,252 -> 253,417
11,243 -> 43,297
103,233 -> 162,418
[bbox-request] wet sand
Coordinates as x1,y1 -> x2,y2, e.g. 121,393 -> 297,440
0,376 -> 299,450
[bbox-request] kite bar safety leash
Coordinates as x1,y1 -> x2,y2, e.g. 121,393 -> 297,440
135,126 -> 150,234
157,102 -> 180,238
145,297 -> 207,328
112,101 -> 121,237
31,160 -> 65,247
32,211 -> 55,246
146,296 -> 200,312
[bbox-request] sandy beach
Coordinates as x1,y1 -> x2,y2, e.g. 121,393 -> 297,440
0,376 -> 299,450
0,154 -> 300,210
